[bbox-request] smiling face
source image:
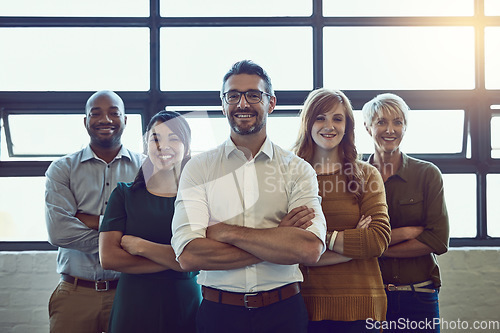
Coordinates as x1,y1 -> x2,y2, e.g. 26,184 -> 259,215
84,92 -> 126,149
366,109 -> 406,155
311,104 -> 346,154
222,74 -> 275,137
147,121 -> 185,173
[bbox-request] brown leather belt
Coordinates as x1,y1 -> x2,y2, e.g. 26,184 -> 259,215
202,282 -> 300,309
61,274 -> 118,292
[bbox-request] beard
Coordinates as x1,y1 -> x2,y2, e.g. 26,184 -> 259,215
87,126 -> 124,148
227,109 -> 266,136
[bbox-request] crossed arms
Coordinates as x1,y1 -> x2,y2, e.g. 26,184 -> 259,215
99,206 -> 319,273
178,206 -> 323,271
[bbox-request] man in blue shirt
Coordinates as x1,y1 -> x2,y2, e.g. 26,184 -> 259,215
45,90 -> 143,333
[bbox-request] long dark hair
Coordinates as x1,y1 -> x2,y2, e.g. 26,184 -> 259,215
131,111 -> 191,191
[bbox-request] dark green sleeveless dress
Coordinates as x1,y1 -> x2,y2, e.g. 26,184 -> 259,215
100,182 -> 201,333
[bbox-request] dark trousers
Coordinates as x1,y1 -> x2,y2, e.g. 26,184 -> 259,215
384,288 -> 440,333
196,293 -> 308,333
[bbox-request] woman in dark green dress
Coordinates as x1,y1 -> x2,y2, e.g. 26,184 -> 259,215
99,111 -> 201,333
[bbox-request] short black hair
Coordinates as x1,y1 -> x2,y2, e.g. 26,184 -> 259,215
221,60 -> 274,96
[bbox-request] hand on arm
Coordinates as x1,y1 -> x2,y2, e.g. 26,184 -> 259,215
120,235 -> 184,272
178,206 -> 316,271
382,226 -> 432,257
383,238 -> 434,258
383,226 -> 433,257
310,215 -> 372,267
178,237 -> 262,271
76,212 -> 100,231
389,226 -> 424,246
331,215 -> 372,255
99,231 -> 170,274
356,215 -> 372,229
279,206 -> 315,230
206,222 -> 323,265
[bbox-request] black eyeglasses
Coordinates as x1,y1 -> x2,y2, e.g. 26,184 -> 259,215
222,90 -> 272,105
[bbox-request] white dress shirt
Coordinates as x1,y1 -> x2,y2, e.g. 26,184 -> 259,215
171,137 -> 326,293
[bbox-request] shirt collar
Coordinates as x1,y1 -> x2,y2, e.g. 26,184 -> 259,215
395,152 -> 410,182
81,144 -> 131,163
368,152 -> 410,182
223,136 -> 274,161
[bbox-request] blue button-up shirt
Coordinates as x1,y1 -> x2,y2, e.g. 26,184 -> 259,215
45,145 -> 143,281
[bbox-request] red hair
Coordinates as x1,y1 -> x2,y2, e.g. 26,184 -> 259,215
293,88 -> 363,198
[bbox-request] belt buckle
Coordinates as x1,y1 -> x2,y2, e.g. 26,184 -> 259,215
243,293 -> 259,309
95,280 -> 109,292
386,284 -> 397,292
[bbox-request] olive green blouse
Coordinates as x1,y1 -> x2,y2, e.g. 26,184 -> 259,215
370,153 -> 450,287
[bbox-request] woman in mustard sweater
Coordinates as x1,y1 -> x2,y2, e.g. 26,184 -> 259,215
293,88 -> 391,333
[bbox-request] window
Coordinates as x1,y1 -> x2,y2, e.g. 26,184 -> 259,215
443,174 -> 477,237
182,111 -> 229,155
1,0 -> 499,249
487,174 -> 500,236
0,177 -> 46,241
323,27 -> 475,90
485,0 -> 500,16
160,27 -> 313,91
160,0 -> 311,17
492,114 -> 500,158
355,110 -> 465,155
165,107 -> 303,155
323,0 -> 473,17
485,28 -> 500,89
0,0 -> 149,17
0,28 -> 150,91
1,114 -> 143,160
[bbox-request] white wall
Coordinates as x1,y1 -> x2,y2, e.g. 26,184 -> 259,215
438,248 -> 500,332
0,251 -> 59,333
0,248 -> 499,333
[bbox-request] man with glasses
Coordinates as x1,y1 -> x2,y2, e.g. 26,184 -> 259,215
45,90 -> 143,333
171,60 -> 327,333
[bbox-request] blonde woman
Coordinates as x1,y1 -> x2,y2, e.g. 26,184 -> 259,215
362,93 -> 449,333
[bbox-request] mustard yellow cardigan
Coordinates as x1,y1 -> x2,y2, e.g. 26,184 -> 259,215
301,161 -> 391,322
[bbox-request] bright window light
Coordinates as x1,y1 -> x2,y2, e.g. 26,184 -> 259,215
355,110 -> 464,154
485,0 -> 500,16
160,0 -> 311,17
485,28 -> 500,89
0,28 -> 150,91
487,174 -> 500,236
443,174 -> 476,237
3,114 -> 143,160
0,177 -> 47,241
323,0 -> 473,17
491,115 -> 500,158
324,27 -> 475,90
0,0 -> 148,17
160,27 -> 313,91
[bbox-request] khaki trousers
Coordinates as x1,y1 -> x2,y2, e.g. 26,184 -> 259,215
49,280 -> 116,333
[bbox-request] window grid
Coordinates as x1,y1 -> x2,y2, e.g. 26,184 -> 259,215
1,0 -> 500,249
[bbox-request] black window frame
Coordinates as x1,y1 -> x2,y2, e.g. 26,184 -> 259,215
1,0 -> 499,250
